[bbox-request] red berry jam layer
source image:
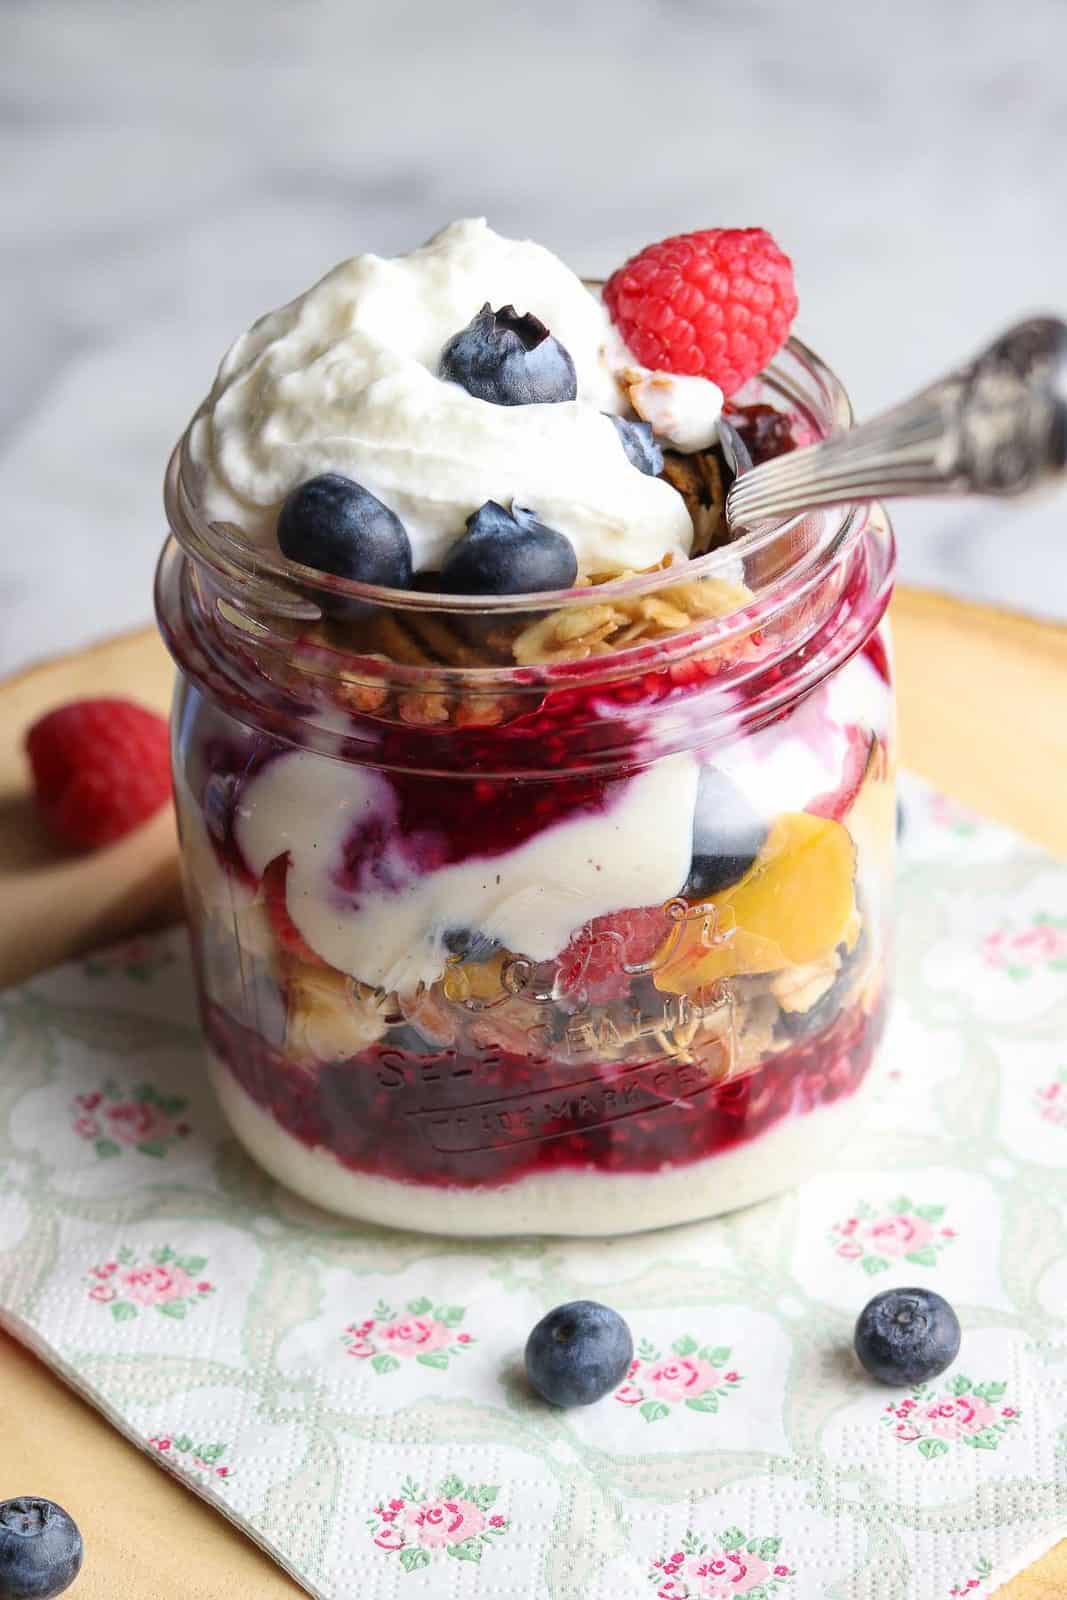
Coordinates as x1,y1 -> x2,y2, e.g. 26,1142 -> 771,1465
204,992 -> 884,1191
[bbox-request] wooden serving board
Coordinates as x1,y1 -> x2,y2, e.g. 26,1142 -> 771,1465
1,590 -> 1065,1598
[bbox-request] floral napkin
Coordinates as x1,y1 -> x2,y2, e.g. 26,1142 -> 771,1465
1,775 -> 1066,1600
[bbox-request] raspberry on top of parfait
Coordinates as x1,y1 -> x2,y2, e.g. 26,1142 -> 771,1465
603,226 -> 798,397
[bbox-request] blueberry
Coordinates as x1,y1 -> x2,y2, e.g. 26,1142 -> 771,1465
277,473 -> 412,618
439,501 -> 578,596
0,1499 -> 83,1600
854,1287 -> 961,1386
610,416 -> 663,476
443,928 -> 500,962
440,304 -> 577,406
777,917 -> 867,1040
775,979 -> 844,1042
203,772 -> 237,847
524,1300 -> 633,1407
682,767 -> 767,900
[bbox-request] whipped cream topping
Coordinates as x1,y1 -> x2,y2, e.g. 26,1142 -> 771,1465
234,749 -> 699,992
625,368 -> 723,454
188,219 -> 694,576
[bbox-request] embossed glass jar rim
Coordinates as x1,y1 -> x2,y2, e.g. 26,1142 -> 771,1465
163,336 -> 861,638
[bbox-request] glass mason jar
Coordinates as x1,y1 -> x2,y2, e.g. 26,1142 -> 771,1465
157,339 -> 896,1238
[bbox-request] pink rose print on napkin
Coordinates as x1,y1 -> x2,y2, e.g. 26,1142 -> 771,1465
366,1474 -> 509,1572
72,1080 -> 190,1160
650,1527 -> 794,1598
882,1375 -> 1020,1459
867,1214 -> 934,1255
1035,1068 -> 1067,1127
982,916 -> 1067,980
341,1296 -> 475,1375
923,1394 -> 998,1441
829,1196 -> 956,1274
928,793 -> 979,838
149,1434 -> 233,1482
408,1497 -> 485,1549
85,1246 -> 214,1323
616,1335 -> 742,1423
122,1262 -> 194,1306
106,1102 -> 172,1146
949,1556 -> 993,1596
684,1550 -> 769,1597
384,1317 -> 453,1357
646,1356 -> 719,1405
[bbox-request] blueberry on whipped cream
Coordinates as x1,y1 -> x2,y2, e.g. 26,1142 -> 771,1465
440,303 -> 578,406
277,473 -> 413,616
609,415 -> 664,477
439,501 -> 578,596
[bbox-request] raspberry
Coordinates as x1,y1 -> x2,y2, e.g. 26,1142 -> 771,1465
603,228 -> 798,397
25,698 -> 171,853
558,906 -> 672,1005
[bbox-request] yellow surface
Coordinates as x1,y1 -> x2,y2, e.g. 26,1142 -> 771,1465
0,590 -> 1064,1598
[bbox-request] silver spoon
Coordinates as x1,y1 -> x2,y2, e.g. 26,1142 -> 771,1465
724,317 -> 1067,532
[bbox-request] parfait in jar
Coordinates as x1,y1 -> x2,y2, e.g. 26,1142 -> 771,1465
158,219 -> 895,1235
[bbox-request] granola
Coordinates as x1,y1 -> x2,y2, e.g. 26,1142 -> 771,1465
661,449 -> 728,556
512,573 -> 752,664
284,961 -> 387,1063
280,435 -> 754,713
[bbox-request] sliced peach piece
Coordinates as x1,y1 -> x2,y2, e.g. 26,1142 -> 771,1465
441,950 -> 511,1004
654,811 -> 856,993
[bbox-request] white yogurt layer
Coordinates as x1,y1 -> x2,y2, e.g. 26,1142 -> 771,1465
211,1056 -> 874,1236
224,648 -> 887,996
188,218 -> 693,575
234,749 -> 700,992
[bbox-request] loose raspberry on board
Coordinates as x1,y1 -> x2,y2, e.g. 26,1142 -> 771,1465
25,698 -> 171,852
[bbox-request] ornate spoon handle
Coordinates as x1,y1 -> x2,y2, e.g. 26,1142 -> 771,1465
725,317 -> 1067,530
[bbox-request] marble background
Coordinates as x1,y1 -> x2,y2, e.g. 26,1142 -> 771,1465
3,0 -> 1066,674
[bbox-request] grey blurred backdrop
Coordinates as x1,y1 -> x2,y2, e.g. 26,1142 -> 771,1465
3,0 -> 1065,673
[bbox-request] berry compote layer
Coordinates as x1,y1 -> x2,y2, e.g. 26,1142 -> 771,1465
163,219 -> 896,1235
